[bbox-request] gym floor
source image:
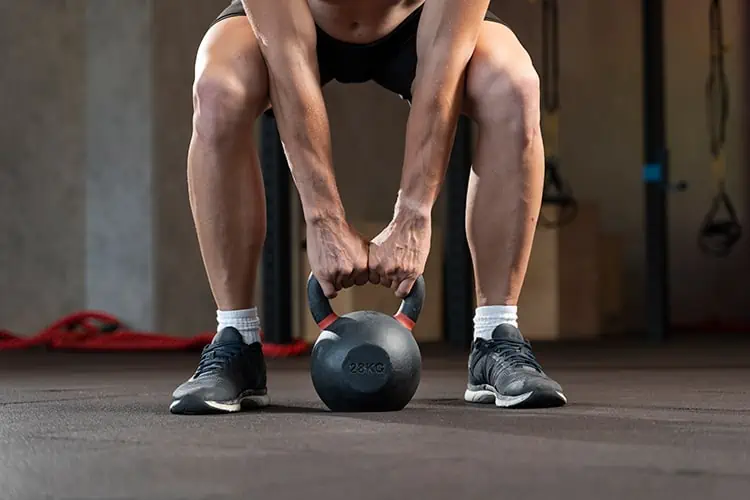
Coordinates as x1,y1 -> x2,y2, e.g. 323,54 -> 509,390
2,336 -> 749,500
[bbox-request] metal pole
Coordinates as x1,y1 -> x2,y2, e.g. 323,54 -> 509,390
260,113 -> 293,344
745,1 -> 750,234
443,116 -> 474,349
642,0 -> 670,342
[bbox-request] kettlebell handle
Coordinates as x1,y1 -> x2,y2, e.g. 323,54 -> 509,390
307,274 -> 426,331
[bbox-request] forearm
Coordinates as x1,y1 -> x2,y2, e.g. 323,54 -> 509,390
398,0 -> 490,214
267,59 -> 343,222
398,59 -> 466,215
242,0 -> 343,223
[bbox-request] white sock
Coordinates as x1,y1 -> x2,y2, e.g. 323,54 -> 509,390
216,307 -> 261,345
473,305 -> 518,340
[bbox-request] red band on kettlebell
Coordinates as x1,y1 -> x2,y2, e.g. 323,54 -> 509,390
394,313 -> 415,331
317,313 -> 339,330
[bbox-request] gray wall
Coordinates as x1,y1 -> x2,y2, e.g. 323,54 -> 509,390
151,0 -> 229,334
85,0 -> 155,329
0,0 -> 225,334
0,0 -> 747,336
1,1 -> 87,332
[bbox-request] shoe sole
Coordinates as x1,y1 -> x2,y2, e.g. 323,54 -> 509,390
169,392 -> 270,415
464,385 -> 567,409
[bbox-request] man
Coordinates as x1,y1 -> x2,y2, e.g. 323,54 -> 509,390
170,0 -> 567,414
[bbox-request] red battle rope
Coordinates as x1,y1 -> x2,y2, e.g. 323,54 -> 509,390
0,311 -> 310,357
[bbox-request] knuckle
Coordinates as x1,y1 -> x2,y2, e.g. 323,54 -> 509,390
354,268 -> 368,278
339,266 -> 354,277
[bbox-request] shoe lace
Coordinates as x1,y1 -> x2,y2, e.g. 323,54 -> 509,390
194,341 -> 245,377
486,338 -> 543,373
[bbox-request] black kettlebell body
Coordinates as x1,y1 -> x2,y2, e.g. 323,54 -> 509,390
307,275 -> 424,412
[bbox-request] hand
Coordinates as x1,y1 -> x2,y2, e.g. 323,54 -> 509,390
306,216 -> 370,299
368,210 -> 431,299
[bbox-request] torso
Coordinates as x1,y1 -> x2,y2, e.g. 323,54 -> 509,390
309,0 -> 425,44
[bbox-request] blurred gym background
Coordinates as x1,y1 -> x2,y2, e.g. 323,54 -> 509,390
1,0 -> 747,348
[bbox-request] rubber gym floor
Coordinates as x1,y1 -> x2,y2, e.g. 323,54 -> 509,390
2,335 -> 749,500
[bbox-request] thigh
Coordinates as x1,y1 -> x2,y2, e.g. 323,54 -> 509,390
204,5 -> 334,118
196,16 -> 270,116
463,21 -> 537,120
372,10 -> 506,103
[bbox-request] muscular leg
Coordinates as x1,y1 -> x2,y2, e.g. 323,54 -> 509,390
188,17 -> 269,312
461,22 -> 565,409
171,17 -> 271,415
463,22 -> 544,308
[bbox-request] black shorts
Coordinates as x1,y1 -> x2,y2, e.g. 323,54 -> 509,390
212,1 -> 503,102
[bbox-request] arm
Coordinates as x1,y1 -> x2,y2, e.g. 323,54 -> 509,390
242,0 -> 344,223
396,0 -> 490,216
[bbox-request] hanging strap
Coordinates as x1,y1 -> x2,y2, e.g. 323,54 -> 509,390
698,0 -> 741,257
541,0 -> 560,155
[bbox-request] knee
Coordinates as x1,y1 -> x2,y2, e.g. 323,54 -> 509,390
466,48 -> 541,145
192,69 -> 267,143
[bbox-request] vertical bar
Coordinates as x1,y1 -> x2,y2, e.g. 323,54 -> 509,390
260,113 -> 293,344
642,0 -> 670,342
443,117 -> 474,348
745,2 -> 750,232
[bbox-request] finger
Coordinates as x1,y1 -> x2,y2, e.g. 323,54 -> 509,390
354,268 -> 370,286
395,277 -> 416,299
369,269 -> 380,285
349,257 -> 369,287
380,277 -> 393,289
368,252 -> 384,285
341,273 -> 355,289
386,267 -> 402,286
319,279 -> 338,299
333,268 -> 351,292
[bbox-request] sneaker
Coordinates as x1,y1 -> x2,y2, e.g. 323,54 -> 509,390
169,327 -> 270,414
465,324 -> 567,408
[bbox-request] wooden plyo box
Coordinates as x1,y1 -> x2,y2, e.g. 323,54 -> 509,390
518,203 -> 623,340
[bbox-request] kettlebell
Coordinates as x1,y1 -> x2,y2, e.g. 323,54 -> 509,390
307,274 -> 424,412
